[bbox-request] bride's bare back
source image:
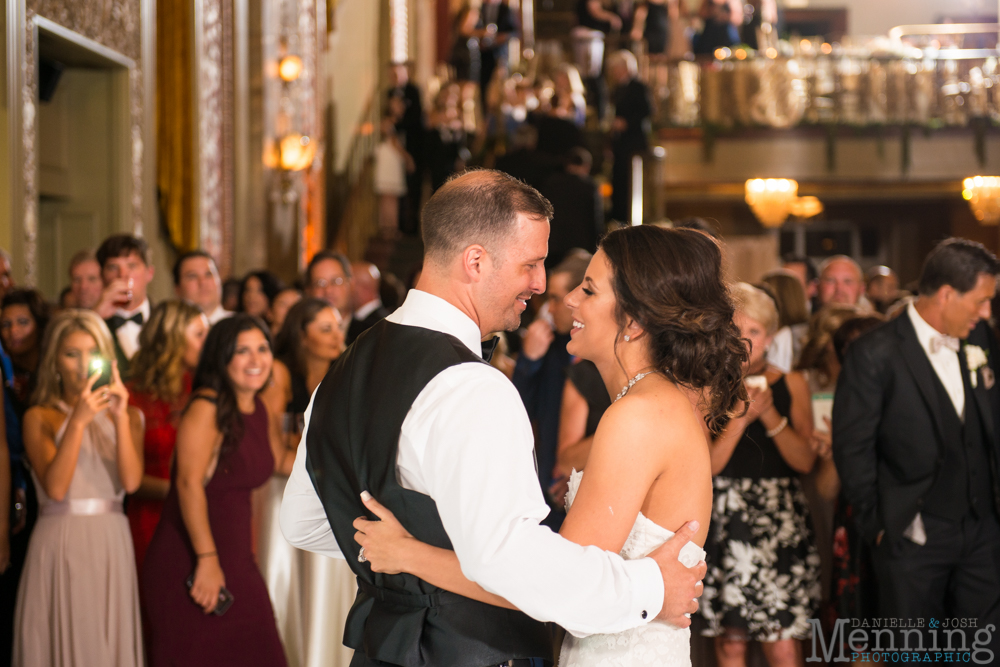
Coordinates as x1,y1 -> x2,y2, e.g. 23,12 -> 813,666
559,373 -> 712,553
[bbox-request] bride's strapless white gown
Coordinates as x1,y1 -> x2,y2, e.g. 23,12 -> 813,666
558,471 -> 706,667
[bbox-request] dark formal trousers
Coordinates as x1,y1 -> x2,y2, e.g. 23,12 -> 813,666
873,509 -> 1000,654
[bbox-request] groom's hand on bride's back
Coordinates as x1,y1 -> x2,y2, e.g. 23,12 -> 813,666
649,520 -> 705,628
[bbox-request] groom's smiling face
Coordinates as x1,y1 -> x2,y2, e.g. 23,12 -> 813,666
479,212 -> 549,332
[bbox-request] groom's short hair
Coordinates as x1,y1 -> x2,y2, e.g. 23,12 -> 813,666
918,237 -> 1000,296
421,169 -> 553,264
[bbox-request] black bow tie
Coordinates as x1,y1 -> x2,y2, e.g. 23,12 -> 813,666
481,336 -> 500,363
107,313 -> 143,331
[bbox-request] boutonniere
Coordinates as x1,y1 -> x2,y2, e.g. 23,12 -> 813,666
965,344 -> 991,389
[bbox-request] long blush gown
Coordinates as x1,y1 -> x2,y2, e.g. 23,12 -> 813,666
13,404 -> 143,667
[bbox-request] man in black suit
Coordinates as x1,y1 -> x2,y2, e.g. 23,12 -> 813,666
494,124 -> 558,193
607,50 -> 652,223
539,147 -> 604,270
388,63 -> 425,235
346,262 -> 390,345
834,238 -> 1000,651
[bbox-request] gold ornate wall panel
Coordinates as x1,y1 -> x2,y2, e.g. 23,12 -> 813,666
11,0 -> 153,285
157,0 -> 196,254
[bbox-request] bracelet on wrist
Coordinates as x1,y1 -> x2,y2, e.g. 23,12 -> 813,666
196,551 -> 217,559
765,416 -> 789,439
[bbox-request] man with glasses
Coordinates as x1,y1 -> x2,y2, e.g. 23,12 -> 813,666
305,251 -> 354,334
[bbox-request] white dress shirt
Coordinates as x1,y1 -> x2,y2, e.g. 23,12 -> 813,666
767,326 -> 794,374
112,299 -> 151,360
206,305 -> 234,325
908,302 -> 964,419
281,289 -> 664,638
353,299 -> 383,322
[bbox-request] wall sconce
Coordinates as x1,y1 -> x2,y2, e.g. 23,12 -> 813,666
963,176 -> 1000,225
264,134 -> 316,173
278,55 -> 303,82
745,179 -> 823,228
267,44 -> 315,175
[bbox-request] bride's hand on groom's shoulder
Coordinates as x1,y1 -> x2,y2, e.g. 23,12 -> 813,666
354,491 -> 416,574
649,520 -> 706,628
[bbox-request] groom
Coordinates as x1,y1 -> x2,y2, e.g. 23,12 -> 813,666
280,170 -> 706,667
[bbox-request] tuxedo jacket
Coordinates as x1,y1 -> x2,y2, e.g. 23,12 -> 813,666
833,315 -> 1000,547
346,305 -> 390,346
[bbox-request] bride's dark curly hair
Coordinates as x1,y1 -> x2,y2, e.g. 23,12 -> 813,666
600,225 -> 748,434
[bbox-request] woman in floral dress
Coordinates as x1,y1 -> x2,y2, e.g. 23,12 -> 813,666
700,283 -> 822,667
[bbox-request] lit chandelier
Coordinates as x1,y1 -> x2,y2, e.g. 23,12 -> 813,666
962,176 -> 1000,225
745,179 -> 823,228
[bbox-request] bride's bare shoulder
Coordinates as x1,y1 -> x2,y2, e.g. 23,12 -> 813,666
596,378 -> 704,457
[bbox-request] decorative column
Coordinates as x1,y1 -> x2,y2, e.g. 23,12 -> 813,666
195,0 -> 236,276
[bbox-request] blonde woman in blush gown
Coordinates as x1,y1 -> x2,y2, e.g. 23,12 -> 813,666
14,310 -> 144,667
352,226 -> 749,667
259,298 -> 352,667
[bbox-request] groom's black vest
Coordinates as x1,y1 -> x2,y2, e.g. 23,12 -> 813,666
305,320 -> 553,667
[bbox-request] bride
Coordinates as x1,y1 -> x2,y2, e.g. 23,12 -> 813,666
354,225 -> 748,666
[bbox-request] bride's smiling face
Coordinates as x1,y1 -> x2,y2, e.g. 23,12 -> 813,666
565,250 -> 620,361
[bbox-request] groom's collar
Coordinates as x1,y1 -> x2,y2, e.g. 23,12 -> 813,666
385,289 -> 485,358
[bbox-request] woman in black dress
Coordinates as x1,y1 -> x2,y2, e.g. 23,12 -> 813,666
631,0 -> 671,57
700,283 -> 821,667
551,360 -> 611,507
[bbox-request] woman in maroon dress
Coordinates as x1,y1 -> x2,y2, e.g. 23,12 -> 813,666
127,301 -> 208,569
141,315 -> 294,666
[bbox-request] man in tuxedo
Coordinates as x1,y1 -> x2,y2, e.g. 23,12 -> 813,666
281,170 -> 705,667
94,234 -> 155,376
834,238 -> 1000,648
346,262 -> 389,346
539,148 -> 603,270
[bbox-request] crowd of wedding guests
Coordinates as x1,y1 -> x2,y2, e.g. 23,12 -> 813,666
0,218 -> 998,666
0,236 -> 408,667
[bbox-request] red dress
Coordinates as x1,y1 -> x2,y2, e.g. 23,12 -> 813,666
127,375 -> 191,570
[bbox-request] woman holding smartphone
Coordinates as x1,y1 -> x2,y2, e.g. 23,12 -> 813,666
14,309 -> 144,667
141,315 -> 291,667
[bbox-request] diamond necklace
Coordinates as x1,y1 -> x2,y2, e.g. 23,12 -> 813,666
614,371 -> 655,403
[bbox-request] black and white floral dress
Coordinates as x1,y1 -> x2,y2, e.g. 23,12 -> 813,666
699,375 -> 822,641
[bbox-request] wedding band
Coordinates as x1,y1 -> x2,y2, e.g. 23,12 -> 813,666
357,547 -> 367,563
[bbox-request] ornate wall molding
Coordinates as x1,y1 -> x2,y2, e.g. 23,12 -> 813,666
195,0 -> 236,276
13,0 -> 151,284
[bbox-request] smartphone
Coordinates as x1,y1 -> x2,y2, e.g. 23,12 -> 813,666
90,357 -> 112,389
185,573 -> 235,616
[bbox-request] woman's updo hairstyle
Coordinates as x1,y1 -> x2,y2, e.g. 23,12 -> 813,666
599,225 -> 748,434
